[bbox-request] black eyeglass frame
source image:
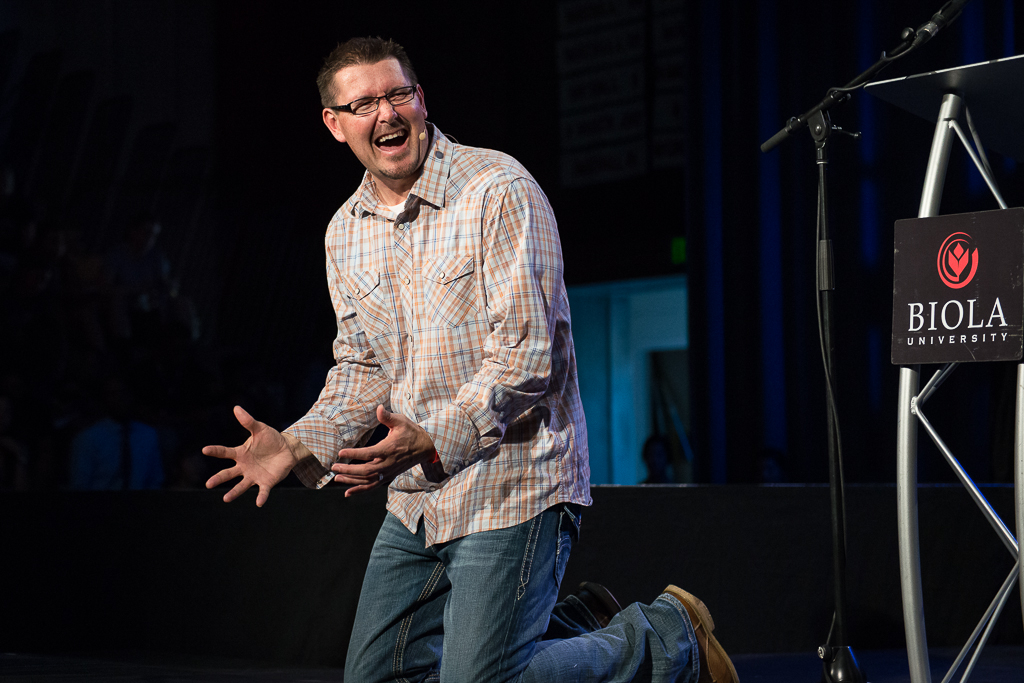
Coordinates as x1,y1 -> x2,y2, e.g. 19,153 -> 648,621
327,85 -> 419,116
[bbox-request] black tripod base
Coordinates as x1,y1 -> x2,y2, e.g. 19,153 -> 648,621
819,645 -> 867,683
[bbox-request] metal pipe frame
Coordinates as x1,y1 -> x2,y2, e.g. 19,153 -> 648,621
912,403 -> 1019,555
897,90 -> 1024,682
917,94 -> 961,217
945,562 -> 1020,683
898,91 -> 962,683
917,363 -> 957,407
947,119 -> 1009,210
964,106 -> 995,181
938,563 -> 1019,683
903,380 -> 1021,683
897,365 -> 927,682
1016,364 -> 1024,640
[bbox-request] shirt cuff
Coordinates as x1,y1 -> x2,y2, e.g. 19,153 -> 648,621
285,411 -> 340,489
292,455 -> 334,490
420,403 -> 479,476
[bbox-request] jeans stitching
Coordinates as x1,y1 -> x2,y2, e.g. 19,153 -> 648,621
498,511 -> 546,675
556,509 -> 566,562
393,561 -> 444,681
516,515 -> 541,600
554,510 -> 576,586
393,561 -> 445,682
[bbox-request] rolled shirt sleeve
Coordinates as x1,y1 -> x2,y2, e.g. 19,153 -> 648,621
420,178 -> 562,476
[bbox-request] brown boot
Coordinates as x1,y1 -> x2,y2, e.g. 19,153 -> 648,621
662,585 -> 740,683
573,581 -> 623,628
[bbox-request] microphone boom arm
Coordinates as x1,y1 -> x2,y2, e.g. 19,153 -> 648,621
760,0 -> 970,153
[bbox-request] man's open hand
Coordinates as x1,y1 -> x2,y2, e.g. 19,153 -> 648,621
331,405 -> 437,497
203,406 -> 306,507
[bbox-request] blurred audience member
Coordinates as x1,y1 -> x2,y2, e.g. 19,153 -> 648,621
68,376 -> 164,490
0,392 -> 29,489
106,214 -> 172,345
642,434 -> 673,484
0,164 -> 35,289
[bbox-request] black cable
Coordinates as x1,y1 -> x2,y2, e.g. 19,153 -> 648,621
815,159 -> 849,642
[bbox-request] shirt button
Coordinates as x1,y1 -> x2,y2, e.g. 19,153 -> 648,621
439,272 -> 446,279
405,392 -> 411,400
403,276 -> 410,285
400,223 -> 409,230
427,484 -> 440,492
354,288 -> 360,295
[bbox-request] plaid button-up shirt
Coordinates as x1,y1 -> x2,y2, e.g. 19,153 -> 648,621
286,125 -> 591,545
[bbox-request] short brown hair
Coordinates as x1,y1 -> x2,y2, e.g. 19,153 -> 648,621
317,37 -> 419,107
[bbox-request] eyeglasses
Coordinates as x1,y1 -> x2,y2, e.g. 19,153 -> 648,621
328,85 -> 418,116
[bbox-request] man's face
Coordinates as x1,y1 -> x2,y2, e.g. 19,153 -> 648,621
322,59 -> 429,189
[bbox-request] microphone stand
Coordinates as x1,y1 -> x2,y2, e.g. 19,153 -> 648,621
811,106 -> 868,683
760,3 -> 968,682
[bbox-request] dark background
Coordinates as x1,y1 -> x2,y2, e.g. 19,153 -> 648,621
3,0 -> 1024,669
1,0 -> 1023,488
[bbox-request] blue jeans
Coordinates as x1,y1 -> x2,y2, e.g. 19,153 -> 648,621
344,506 -> 699,683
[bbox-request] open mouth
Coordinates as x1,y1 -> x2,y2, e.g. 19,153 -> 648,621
375,129 -> 409,149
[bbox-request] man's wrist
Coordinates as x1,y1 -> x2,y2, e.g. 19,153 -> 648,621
281,431 -> 314,466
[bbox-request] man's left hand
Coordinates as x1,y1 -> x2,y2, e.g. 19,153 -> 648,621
331,405 -> 437,497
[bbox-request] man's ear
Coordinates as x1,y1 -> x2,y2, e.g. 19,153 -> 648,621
323,109 -> 347,143
417,84 -> 427,120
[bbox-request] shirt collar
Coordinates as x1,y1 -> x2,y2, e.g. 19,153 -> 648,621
347,122 -> 452,217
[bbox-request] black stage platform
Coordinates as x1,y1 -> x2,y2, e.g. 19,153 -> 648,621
2,485 -> 1022,678
3,648 -> 1023,682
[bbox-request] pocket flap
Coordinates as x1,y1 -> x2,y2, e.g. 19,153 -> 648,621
341,270 -> 380,300
423,254 -> 474,285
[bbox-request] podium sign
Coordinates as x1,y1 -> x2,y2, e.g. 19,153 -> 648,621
891,208 -> 1024,365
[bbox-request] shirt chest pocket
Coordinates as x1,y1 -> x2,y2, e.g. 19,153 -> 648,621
341,270 -> 393,335
422,253 -> 477,328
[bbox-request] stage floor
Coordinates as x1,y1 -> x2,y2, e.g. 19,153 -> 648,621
3,648 -> 1023,682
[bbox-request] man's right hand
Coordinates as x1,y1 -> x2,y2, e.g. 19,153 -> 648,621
203,405 -> 309,507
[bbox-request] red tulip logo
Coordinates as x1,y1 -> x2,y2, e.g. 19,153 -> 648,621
937,232 -> 978,289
